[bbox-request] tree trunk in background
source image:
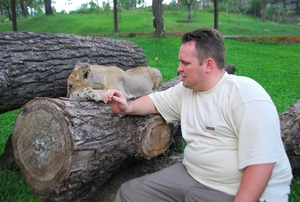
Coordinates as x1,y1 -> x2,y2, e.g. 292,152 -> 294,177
261,0 -> 266,21
186,0 -> 194,22
44,0 -> 53,15
113,0 -> 118,36
152,0 -> 165,37
20,0 -> 29,17
11,0 -> 17,31
0,32 -> 146,114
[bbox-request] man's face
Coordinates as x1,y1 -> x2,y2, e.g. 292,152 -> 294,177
177,41 -> 207,91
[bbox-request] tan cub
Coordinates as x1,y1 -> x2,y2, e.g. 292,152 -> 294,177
67,63 -> 162,101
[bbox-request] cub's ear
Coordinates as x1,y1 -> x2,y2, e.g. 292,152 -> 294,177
77,63 -> 91,79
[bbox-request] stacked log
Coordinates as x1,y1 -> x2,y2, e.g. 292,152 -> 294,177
0,32 -> 146,114
280,99 -> 300,177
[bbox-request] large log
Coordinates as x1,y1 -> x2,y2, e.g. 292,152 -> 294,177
280,99 -> 300,177
0,32 -> 146,114
11,96 -> 179,201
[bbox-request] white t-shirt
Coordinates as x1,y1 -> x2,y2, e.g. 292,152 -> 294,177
149,72 -> 292,201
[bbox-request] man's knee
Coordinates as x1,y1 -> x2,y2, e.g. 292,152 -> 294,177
115,179 -> 139,202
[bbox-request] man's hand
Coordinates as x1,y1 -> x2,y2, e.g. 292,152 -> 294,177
104,89 -> 131,114
104,89 -> 159,116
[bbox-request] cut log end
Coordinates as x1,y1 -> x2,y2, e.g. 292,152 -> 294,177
12,98 -> 73,195
142,120 -> 173,158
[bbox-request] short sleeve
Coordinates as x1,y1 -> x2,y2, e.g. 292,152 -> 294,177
148,83 -> 183,123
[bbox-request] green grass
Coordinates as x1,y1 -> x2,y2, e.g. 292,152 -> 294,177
0,10 -> 300,201
0,170 -> 37,202
0,9 -> 300,36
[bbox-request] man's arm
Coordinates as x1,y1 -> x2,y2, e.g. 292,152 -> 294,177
104,89 -> 159,115
233,163 -> 275,202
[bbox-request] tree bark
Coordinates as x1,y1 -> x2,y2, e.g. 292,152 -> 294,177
44,0 -> 53,15
11,0 -> 17,31
261,0 -> 266,21
152,0 -> 165,37
280,99 -> 300,177
186,0 -> 194,22
0,32 -> 146,114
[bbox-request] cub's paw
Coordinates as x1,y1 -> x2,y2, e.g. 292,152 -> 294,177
83,87 -> 104,102
70,92 -> 86,99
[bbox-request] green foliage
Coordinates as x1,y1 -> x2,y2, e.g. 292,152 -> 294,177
72,1 -> 103,14
0,15 -> 8,24
247,0 -> 262,17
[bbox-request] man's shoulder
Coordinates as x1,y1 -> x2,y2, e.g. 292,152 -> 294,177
225,74 -> 272,102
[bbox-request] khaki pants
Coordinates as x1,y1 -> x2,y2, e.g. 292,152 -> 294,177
114,163 -> 235,202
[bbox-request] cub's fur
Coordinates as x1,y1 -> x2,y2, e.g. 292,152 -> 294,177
67,63 -> 162,101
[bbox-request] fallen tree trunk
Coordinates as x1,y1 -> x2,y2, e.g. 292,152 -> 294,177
0,32 -> 146,114
11,96 -> 178,201
280,99 -> 300,177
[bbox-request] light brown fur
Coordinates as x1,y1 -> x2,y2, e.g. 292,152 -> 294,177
67,63 -> 162,101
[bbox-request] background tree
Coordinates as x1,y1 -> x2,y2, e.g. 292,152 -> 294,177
1,0 -> 12,20
44,0 -> 53,15
19,0 -> 29,17
113,0 -> 118,36
119,0 -> 136,10
179,0 -> 194,22
11,0 -> 17,31
261,0 -> 266,21
152,0 -> 164,37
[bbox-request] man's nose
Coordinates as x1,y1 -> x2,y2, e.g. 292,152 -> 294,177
177,64 -> 183,73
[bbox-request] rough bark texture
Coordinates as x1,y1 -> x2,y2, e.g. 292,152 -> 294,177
280,99 -> 300,177
0,32 -> 146,114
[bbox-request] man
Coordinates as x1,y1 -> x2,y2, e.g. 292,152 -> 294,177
104,28 -> 292,202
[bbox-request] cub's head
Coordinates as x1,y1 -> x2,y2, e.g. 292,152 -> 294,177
67,63 -> 91,97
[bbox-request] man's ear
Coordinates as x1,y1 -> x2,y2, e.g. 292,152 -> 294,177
204,58 -> 214,73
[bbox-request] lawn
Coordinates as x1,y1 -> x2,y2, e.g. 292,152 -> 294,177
0,8 -> 300,36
